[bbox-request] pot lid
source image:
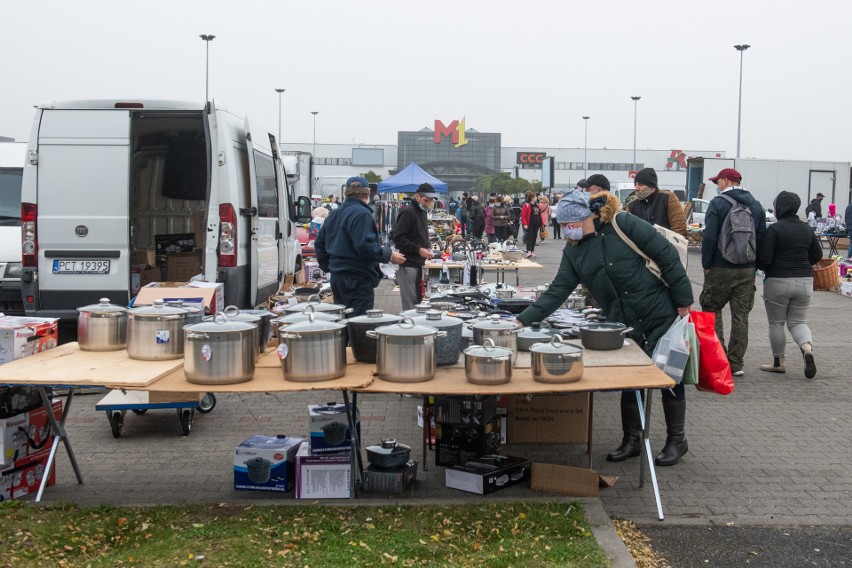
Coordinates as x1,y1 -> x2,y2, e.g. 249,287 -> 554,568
275,311 -> 340,325
470,314 -> 519,331
185,313 -> 255,333
77,297 -> 128,315
529,335 -> 583,355
282,297 -> 346,314
129,299 -> 188,317
374,317 -> 439,338
412,310 -> 463,328
222,305 -> 261,323
365,439 -> 411,455
347,309 -> 402,325
284,312 -> 346,333
164,299 -> 202,314
517,322 -> 559,340
464,338 -> 514,358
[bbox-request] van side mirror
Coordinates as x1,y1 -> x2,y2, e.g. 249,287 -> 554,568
296,196 -> 313,223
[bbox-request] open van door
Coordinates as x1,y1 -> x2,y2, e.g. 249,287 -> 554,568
244,118 -> 280,306
269,135 -> 298,279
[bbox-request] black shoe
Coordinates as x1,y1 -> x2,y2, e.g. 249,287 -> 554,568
655,398 -> 688,466
607,395 -> 643,462
607,435 -> 642,462
804,352 -> 816,379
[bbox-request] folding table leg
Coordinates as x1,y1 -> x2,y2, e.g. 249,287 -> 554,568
36,386 -> 84,503
635,389 -> 664,521
341,390 -> 361,499
586,392 -> 594,469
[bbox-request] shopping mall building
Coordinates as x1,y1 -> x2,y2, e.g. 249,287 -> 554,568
280,118 -> 726,197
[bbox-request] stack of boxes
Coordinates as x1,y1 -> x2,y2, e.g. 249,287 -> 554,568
0,400 -> 61,500
294,402 -> 360,499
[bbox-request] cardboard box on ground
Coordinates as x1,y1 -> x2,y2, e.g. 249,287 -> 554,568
507,394 -> 589,444
0,445 -> 56,500
1,400 -> 62,468
295,442 -> 352,499
233,435 -> 304,492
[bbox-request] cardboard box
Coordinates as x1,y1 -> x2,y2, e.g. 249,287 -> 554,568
130,249 -> 154,268
435,416 -> 502,467
0,445 -> 56,500
233,435 -> 305,493
166,251 -> 203,282
840,281 -> 852,298
508,394 -> 589,444
361,461 -> 418,494
295,442 -> 352,499
433,395 -> 497,425
0,316 -> 59,365
530,462 -> 618,497
1,400 -> 61,467
303,261 -> 324,283
308,403 -> 360,455
445,455 -> 531,495
135,281 -> 223,314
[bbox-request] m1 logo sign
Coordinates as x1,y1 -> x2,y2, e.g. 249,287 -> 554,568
516,152 -> 546,169
434,118 -> 469,148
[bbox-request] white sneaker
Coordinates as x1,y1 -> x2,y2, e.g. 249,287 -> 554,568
732,369 -> 744,376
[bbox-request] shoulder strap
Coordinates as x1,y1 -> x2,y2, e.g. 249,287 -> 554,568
612,212 -> 651,263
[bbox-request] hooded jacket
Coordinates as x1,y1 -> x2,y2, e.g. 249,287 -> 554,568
518,192 -> 693,354
701,187 -> 767,270
756,191 -> 822,278
392,199 -> 430,268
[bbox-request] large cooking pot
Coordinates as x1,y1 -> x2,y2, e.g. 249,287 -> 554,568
164,300 -> 203,326
280,295 -> 351,318
278,313 -> 347,382
275,304 -> 341,329
464,339 -> 513,385
366,318 -> 446,383
239,308 -> 276,354
576,322 -> 634,351
76,298 -> 128,351
221,306 -> 262,361
517,321 -> 563,351
183,314 -> 256,385
126,299 -> 188,360
347,309 -> 403,363
411,310 -> 463,366
366,439 -> 412,469
529,335 -> 584,383
400,302 -> 433,318
469,315 -> 520,364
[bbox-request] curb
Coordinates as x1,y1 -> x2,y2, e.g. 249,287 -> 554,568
582,497 -> 637,568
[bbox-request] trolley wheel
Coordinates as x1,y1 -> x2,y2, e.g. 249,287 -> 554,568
196,393 -> 216,413
131,409 -> 148,415
109,411 -> 123,438
179,408 -> 193,436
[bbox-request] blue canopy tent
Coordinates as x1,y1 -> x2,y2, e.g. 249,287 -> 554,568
377,162 -> 448,193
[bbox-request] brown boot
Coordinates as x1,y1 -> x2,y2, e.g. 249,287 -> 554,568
760,355 -> 786,373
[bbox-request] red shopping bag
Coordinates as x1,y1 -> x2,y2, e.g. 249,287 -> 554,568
689,311 -> 734,395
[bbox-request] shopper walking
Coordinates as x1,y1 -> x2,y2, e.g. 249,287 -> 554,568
468,195 -> 485,239
393,184 -> 437,312
492,196 -> 510,242
550,193 -> 562,239
756,191 -> 822,378
520,191 -> 542,258
538,195 -> 551,244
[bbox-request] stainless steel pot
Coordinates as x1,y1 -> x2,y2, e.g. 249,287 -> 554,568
239,308 -> 276,354
464,339 -> 513,385
280,295 -> 351,318
411,310 -> 463,366
529,335 -> 584,383
164,300 -> 203,326
275,304 -> 341,329
469,315 -> 520,364
517,321 -> 562,351
366,439 -> 412,469
126,299 -> 188,360
347,309 -> 403,363
221,305 -> 261,361
400,302 -> 434,318
183,313 -> 256,385
576,322 -> 634,351
76,298 -> 128,351
278,313 -> 347,382
366,318 -> 446,383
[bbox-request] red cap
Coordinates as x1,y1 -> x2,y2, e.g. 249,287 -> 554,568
709,168 -> 742,185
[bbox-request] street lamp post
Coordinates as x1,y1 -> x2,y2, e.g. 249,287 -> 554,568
734,44 -> 751,158
199,34 -> 215,104
582,116 -> 590,178
311,111 -> 319,160
275,88 -> 285,146
631,96 -> 641,172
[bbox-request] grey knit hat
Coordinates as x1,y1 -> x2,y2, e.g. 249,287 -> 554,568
556,189 -> 592,223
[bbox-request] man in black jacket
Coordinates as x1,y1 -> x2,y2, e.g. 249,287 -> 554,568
808,193 -> 824,218
393,184 -> 436,311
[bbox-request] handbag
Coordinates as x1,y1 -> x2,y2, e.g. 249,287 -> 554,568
611,211 -> 687,284
689,311 -> 734,395
539,227 -> 549,239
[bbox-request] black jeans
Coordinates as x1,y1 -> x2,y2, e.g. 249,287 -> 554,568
330,272 -> 375,318
525,220 -> 540,253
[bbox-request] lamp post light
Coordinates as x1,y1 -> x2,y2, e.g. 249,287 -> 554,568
631,96 -> 641,172
275,88 -> 285,146
311,111 -> 319,160
199,34 -> 215,105
734,44 -> 751,158
582,116 -> 590,178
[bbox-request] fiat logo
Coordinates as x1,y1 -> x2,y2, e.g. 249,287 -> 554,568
75,225 -> 88,237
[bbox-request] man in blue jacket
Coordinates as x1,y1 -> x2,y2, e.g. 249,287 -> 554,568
315,176 -> 405,317
700,168 -> 767,376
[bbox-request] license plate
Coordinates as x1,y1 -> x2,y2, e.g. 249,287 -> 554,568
52,259 -> 111,274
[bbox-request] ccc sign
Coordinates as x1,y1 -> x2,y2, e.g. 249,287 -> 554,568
516,152 -> 546,168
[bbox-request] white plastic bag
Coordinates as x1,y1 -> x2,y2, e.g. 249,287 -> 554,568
652,316 -> 691,384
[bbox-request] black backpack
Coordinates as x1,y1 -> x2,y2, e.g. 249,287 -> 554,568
718,194 -> 757,264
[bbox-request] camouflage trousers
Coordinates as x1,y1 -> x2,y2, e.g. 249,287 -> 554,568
699,267 -> 757,372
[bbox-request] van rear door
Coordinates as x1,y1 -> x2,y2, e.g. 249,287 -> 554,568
36,110 -> 131,314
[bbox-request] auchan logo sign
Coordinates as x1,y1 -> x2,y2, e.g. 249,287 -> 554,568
517,152 -> 546,169
434,118 -> 469,148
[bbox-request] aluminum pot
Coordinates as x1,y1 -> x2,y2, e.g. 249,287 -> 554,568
164,300 -> 203,326
464,339 -> 513,385
347,309 -> 403,363
278,313 -> 347,382
576,322 -> 634,351
529,335 -> 584,383
366,439 -> 412,469
126,299 -> 188,360
517,321 -> 563,351
411,310 -> 463,366
280,295 -> 351,318
76,298 -> 127,351
469,315 -> 520,364
183,313 -> 256,385
239,308 -> 276,354
221,305 -> 261,361
366,318 -> 446,383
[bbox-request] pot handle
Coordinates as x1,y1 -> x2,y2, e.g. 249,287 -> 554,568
549,335 -> 564,346
223,305 -> 241,318
482,338 -> 497,351
436,330 -> 447,338
365,330 -> 379,339
620,327 -> 635,336
306,294 -> 322,304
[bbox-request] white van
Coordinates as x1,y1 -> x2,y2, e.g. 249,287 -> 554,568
20,100 -> 307,326
0,142 -> 25,314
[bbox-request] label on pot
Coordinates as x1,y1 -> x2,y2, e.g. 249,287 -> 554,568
202,344 -> 212,362
277,344 -> 288,360
155,330 -> 170,343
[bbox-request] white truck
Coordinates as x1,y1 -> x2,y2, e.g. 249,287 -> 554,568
0,142 -> 25,314
20,99 -> 308,330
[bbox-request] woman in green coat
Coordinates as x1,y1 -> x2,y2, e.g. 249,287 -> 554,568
517,190 -> 694,466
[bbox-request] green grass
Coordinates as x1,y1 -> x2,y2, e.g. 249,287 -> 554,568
0,500 -> 609,567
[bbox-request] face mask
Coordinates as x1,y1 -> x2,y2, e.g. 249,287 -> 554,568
635,187 -> 655,200
562,226 -> 584,240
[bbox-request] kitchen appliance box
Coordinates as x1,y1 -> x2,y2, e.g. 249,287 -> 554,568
308,403 -> 360,455
433,395 -> 498,425
303,261 -> 325,283
295,442 -> 352,499
233,435 -> 305,493
435,416 -> 502,467
0,445 -> 56,501
507,394 -> 589,444
0,316 -> 59,365
1,400 -> 62,468
445,455 -> 531,495
361,461 -> 418,494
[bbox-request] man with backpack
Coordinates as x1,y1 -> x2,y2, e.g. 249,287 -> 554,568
700,168 -> 767,376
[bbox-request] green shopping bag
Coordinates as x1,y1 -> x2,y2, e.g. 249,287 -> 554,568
682,321 -> 700,385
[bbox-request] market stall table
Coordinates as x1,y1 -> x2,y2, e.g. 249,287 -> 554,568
817,232 -> 844,258
425,257 -> 543,287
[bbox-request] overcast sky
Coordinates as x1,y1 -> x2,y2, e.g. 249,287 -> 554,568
3,0 -> 851,162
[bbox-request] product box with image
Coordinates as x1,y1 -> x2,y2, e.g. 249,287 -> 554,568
295,442 -> 352,499
1,400 -> 61,467
435,416 -> 502,467
0,445 -> 56,501
433,395 -> 497,425
303,261 -> 325,283
361,461 -> 418,494
308,402 -> 360,454
445,455 -> 531,495
233,435 -> 305,492
0,316 -> 59,365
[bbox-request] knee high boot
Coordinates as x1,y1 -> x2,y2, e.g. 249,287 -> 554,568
655,397 -> 688,466
607,395 -> 643,462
